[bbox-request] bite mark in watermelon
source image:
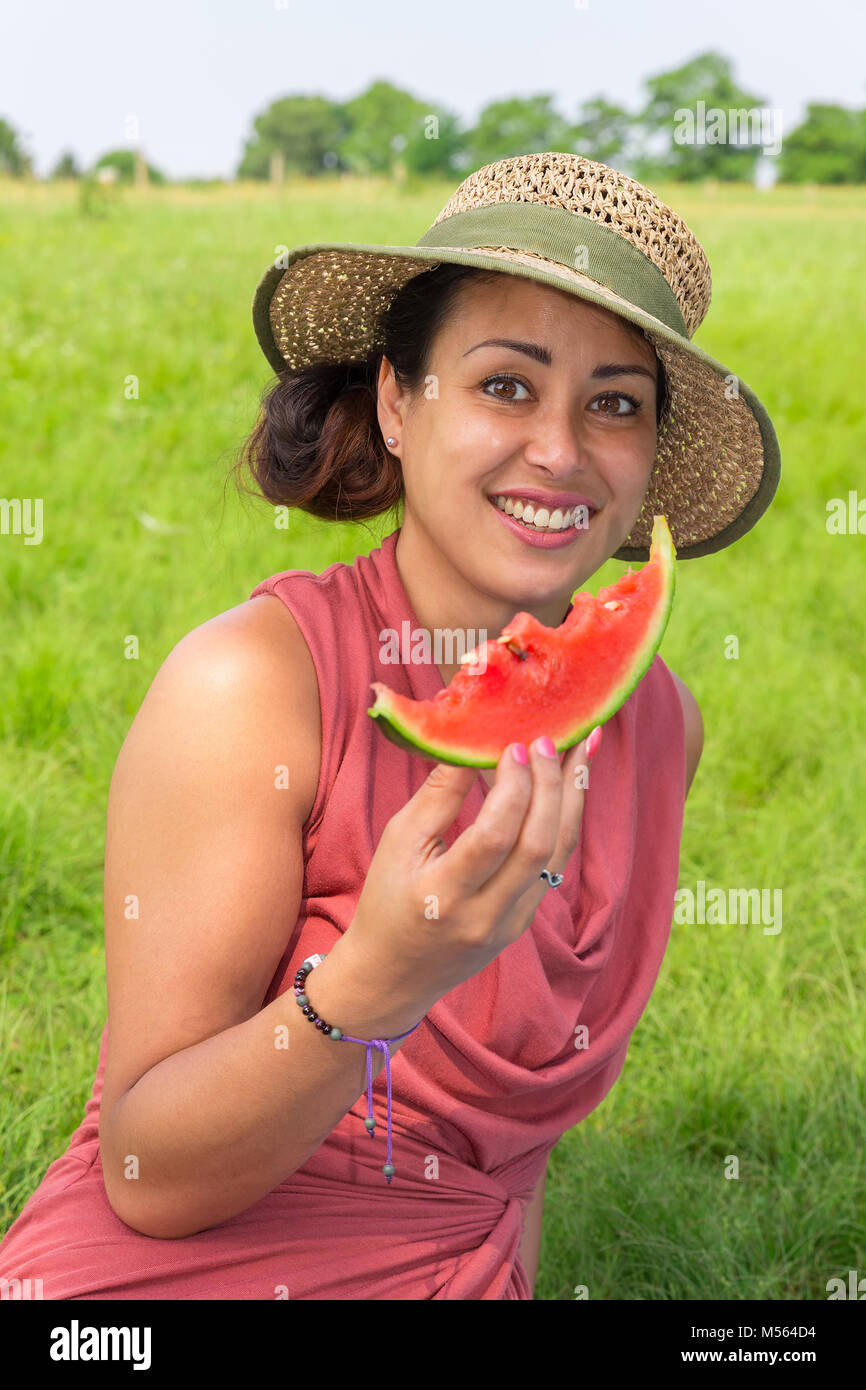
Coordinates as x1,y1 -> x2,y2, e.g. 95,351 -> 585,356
367,513 -> 676,768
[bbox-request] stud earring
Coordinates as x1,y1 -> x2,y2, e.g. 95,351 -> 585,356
386,437 -> 397,447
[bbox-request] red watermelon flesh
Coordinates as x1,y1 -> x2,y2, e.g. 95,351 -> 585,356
367,513 -> 676,768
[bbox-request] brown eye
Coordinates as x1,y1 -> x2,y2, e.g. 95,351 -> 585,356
591,392 -> 641,415
481,374 -> 530,401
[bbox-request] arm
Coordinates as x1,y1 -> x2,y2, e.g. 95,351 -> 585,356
517,1161 -> 547,1296
669,670 -> 704,799
99,597 -> 421,1239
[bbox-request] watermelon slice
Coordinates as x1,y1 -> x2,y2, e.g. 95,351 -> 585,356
367,513 -> 676,768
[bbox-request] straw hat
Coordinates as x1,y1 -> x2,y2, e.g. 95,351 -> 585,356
251,151 -> 780,561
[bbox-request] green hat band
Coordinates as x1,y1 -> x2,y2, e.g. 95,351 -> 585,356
415,203 -> 689,340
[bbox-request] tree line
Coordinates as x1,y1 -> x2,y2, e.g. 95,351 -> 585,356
2,53 -> 864,186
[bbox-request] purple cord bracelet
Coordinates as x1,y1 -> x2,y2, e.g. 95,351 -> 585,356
293,954 -> 424,1184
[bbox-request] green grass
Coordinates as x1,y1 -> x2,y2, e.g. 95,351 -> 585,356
1,176 -> 864,1300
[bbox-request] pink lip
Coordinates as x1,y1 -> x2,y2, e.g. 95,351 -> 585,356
487,495 -> 590,548
488,487 -> 598,511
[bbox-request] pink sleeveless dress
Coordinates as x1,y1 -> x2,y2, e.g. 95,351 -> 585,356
0,528 -> 685,1300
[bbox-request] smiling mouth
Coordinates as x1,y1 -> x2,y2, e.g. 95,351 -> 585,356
487,494 -> 594,533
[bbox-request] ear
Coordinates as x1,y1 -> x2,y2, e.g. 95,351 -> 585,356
376,354 -> 404,444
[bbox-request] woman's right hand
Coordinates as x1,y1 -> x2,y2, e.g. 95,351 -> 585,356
340,735 -> 592,1029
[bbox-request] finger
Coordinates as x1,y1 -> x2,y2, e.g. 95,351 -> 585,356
448,736 -> 565,904
477,735 -> 583,912
548,737 -> 590,872
432,741 -> 535,895
394,760 -> 480,863
507,737 -> 590,921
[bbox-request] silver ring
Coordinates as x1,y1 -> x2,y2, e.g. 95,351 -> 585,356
539,869 -> 563,889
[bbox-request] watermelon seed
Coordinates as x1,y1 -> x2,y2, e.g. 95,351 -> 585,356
603,601 -> 623,611
494,634 -> 529,660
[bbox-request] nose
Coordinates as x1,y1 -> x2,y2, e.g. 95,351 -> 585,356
521,401 -> 588,478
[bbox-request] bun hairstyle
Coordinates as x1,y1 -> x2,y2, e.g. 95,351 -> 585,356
232,262 -> 671,525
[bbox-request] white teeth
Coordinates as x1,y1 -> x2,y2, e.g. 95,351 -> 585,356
491,495 -> 586,531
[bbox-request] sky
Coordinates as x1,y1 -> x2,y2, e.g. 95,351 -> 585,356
1,0 -> 863,180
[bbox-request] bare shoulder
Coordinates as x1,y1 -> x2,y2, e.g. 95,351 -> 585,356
156,593 -> 322,829
667,668 -> 704,797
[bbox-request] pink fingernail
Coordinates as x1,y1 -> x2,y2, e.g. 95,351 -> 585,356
536,736 -> 557,758
586,726 -> 603,760
512,743 -> 528,765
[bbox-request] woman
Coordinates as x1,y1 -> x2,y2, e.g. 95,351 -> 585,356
0,151 -> 780,1300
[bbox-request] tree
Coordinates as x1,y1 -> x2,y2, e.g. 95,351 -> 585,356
236,95 -> 349,179
0,117 -> 33,175
466,95 -> 573,169
569,97 -> 633,166
92,149 -> 166,183
339,81 -> 431,177
777,103 -> 866,184
402,105 -> 467,178
50,150 -> 81,179
633,51 -> 767,181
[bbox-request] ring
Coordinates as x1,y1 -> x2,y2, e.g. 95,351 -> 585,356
539,869 -> 563,888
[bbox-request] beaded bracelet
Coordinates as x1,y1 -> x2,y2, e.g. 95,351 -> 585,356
294,954 -> 424,1184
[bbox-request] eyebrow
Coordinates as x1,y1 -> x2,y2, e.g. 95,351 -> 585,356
462,338 -> 656,383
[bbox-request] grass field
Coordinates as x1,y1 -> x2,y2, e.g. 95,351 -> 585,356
1,175 -> 864,1300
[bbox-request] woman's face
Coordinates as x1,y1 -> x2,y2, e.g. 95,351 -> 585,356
377,272 -> 660,620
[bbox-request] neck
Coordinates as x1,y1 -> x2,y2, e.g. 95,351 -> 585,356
393,516 -> 573,688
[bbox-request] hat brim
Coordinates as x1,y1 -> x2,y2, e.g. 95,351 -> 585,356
252,241 -> 781,562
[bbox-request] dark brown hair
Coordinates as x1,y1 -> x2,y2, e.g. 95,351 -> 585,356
231,262 -> 670,526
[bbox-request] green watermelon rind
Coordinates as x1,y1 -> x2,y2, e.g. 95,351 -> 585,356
368,516 -> 676,768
